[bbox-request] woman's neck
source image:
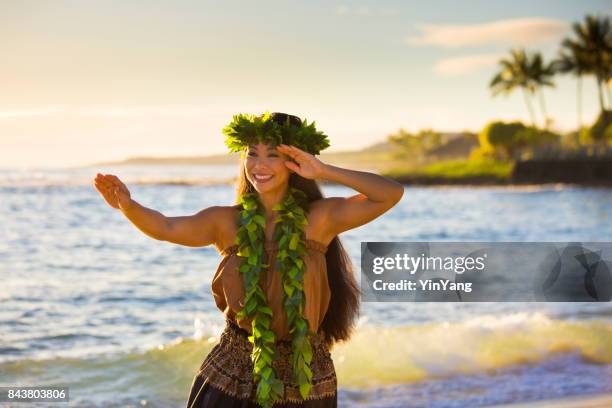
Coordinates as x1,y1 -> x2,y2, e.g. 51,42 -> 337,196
257,185 -> 289,219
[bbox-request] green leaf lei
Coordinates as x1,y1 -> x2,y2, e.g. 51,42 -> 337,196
234,186 -> 316,408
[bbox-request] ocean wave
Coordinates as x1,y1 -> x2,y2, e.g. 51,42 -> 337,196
1,314 -> 610,407
2,313 -> 610,387
333,312 -> 612,387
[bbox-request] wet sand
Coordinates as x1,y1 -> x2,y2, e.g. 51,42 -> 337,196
484,393 -> 612,408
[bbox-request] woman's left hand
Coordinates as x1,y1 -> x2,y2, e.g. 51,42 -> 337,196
277,144 -> 328,180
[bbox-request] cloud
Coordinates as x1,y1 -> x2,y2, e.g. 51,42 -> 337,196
405,17 -> 569,48
435,53 -> 506,76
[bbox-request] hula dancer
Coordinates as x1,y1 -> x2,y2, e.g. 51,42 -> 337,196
93,112 -> 404,407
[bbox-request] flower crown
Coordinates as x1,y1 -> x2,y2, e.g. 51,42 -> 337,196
222,111 -> 330,155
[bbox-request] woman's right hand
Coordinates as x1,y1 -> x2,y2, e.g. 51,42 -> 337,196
94,173 -> 132,211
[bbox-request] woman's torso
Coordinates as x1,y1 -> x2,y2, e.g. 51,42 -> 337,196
210,201 -> 334,341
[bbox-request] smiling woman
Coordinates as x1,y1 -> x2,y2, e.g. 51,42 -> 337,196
245,143 -> 288,192
93,111 -> 404,408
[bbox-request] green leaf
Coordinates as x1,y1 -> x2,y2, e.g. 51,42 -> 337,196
253,214 -> 266,227
279,235 -> 288,248
304,362 -> 313,380
262,330 -> 274,342
264,344 -> 274,355
297,370 -> 307,385
258,380 -> 271,399
283,281 -> 295,296
297,354 -> 305,370
292,335 -> 304,348
259,305 -> 273,316
247,298 -> 258,314
296,319 -> 306,331
255,355 -> 268,371
256,289 -> 267,302
261,350 -> 272,364
261,366 -> 272,380
260,314 -> 272,326
303,342 -> 313,362
299,382 -> 311,399
271,380 -> 284,396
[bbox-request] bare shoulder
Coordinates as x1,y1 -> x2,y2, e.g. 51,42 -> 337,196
309,197 -> 343,211
305,198 -> 341,246
213,204 -> 240,219
308,197 -> 346,218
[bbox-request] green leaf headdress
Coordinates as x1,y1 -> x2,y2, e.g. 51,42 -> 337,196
222,111 -> 330,155
221,112 -> 330,407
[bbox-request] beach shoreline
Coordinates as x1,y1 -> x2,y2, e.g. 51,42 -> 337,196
483,392 -> 612,408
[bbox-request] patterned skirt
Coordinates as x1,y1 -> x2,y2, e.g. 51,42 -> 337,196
186,318 -> 338,408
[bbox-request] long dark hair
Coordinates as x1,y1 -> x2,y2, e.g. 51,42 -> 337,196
233,112 -> 361,349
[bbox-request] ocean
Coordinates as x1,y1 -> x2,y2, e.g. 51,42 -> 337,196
1,164 -> 611,407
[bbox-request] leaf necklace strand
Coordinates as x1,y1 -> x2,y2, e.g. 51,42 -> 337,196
234,186 -> 315,408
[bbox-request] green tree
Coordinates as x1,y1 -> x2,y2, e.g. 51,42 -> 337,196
552,46 -> 590,129
489,49 -> 554,128
478,121 -> 560,160
388,128 -> 443,158
558,14 -> 612,114
530,52 -> 556,129
479,121 -> 528,160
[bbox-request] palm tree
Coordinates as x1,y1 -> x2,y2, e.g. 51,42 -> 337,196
559,14 -> 612,114
552,48 -> 590,129
490,48 -> 549,127
529,52 -> 556,129
608,77 -> 612,109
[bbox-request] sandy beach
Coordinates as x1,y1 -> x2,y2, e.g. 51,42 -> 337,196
484,393 -> 612,408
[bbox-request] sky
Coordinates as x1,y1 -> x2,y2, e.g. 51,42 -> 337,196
1,0 -> 611,168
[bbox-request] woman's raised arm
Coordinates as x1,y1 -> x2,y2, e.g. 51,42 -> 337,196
93,173 -> 221,247
277,144 -> 404,236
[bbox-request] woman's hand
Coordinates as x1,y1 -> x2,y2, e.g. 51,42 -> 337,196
93,173 -> 132,211
277,144 -> 329,180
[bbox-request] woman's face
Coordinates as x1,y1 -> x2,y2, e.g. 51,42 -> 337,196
244,143 -> 293,193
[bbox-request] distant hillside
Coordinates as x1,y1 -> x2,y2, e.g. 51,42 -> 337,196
359,140 -> 395,153
91,152 -> 241,166
425,133 -> 479,160
87,132 -> 477,173
88,140 -> 396,168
